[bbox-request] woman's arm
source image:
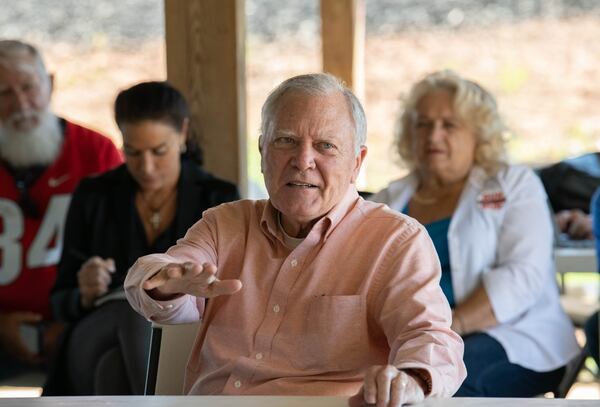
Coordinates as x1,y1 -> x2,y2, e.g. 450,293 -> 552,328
454,168 -> 555,332
451,284 -> 497,335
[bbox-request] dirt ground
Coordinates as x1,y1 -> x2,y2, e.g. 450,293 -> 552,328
39,15 -> 600,192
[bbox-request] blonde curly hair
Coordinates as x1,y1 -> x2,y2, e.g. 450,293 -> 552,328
395,70 -> 509,175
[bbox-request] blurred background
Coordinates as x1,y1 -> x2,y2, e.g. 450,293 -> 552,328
2,0 -> 600,193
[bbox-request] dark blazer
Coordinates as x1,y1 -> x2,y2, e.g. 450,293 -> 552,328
537,152 -> 600,214
50,160 -> 239,323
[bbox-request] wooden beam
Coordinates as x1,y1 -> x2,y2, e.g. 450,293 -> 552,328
321,0 -> 367,189
165,0 -> 247,194
320,0 -> 365,100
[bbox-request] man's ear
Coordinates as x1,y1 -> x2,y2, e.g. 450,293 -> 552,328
350,145 -> 368,184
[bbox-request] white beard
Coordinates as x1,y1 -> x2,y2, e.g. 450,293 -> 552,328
0,110 -> 63,168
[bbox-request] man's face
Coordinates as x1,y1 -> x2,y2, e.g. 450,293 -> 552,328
260,91 -> 367,235
0,55 -> 51,132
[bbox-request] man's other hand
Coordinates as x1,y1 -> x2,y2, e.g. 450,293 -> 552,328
142,262 -> 242,300
348,365 -> 425,407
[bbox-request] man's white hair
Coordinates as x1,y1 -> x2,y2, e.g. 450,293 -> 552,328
0,40 -> 51,94
260,73 -> 367,155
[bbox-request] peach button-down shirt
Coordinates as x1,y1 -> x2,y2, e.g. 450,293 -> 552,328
125,186 -> 465,397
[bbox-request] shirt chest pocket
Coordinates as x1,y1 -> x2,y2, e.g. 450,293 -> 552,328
288,294 -> 368,372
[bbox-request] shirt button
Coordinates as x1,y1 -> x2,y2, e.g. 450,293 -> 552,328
273,304 -> 280,313
291,259 -> 298,267
234,380 -> 242,388
255,352 -> 263,360
165,304 -> 174,309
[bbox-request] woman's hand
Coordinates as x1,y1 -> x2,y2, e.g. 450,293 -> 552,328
556,209 -> 593,240
142,262 -> 242,300
77,256 -> 115,308
451,284 -> 498,336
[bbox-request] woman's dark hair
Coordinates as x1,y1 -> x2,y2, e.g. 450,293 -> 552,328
114,81 -> 203,165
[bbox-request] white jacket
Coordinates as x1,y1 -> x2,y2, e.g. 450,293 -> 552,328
371,164 -> 579,371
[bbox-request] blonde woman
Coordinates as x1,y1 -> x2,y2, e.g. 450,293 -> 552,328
372,70 -> 579,397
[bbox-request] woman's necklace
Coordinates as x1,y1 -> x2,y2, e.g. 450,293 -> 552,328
411,191 -> 440,205
138,190 -> 176,231
413,179 -> 467,206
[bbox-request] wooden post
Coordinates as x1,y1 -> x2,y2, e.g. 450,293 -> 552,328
321,0 -> 367,188
320,0 -> 365,100
164,0 -> 247,195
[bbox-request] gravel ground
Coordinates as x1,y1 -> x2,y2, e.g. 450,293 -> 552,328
2,0 -> 600,45
0,0 -> 163,45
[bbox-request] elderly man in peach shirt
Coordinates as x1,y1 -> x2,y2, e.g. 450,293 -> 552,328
125,73 -> 466,406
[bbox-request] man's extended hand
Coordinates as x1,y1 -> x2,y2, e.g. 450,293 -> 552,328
348,365 -> 425,407
142,262 -> 243,300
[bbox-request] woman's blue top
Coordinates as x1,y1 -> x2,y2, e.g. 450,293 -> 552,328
403,204 -> 455,307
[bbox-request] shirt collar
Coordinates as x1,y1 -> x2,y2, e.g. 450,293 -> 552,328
259,185 -> 360,245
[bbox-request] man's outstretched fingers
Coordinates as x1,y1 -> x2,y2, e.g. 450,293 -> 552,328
182,262 -> 204,276
204,279 -> 243,298
142,276 -> 164,291
197,262 -> 216,284
143,265 -> 177,290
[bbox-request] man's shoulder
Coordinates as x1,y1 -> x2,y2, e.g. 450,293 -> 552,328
354,198 -> 422,235
62,119 -> 120,156
204,198 -> 266,219
59,118 -> 122,171
63,119 -> 111,143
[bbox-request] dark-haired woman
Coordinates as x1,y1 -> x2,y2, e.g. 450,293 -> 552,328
45,81 -> 239,395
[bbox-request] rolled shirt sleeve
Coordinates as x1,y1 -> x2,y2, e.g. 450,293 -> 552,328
125,211 -> 222,324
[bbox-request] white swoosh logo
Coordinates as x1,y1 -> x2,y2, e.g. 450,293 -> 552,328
48,174 -> 70,188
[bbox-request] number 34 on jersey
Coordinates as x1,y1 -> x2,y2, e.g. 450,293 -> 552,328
0,195 -> 71,285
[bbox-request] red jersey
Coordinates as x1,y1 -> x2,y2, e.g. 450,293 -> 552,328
0,120 -> 122,319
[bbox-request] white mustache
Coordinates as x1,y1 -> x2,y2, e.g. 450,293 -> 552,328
7,110 -> 40,128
